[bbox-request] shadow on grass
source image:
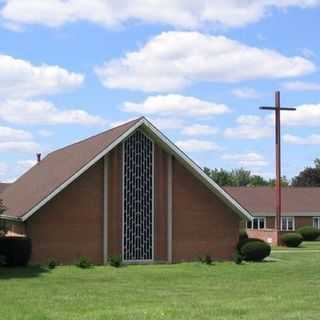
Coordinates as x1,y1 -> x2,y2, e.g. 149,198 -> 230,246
0,265 -> 50,279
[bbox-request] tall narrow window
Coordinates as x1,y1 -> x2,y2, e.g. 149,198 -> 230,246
123,130 -> 153,262
313,217 -> 320,230
281,217 -> 295,231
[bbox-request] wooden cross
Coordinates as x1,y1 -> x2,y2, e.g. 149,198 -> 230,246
260,91 -> 296,239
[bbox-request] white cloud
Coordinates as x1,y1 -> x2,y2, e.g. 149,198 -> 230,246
301,48 -> 316,59
232,87 -> 260,99
1,1 -> 320,29
222,152 -> 268,167
0,141 -> 39,153
37,129 -> 54,137
0,54 -> 84,98
0,126 -> 38,153
176,139 -> 220,152
282,81 -> 320,91
0,99 -> 106,126
280,104 -> 320,127
236,115 -> 262,126
283,134 -> 320,145
122,94 -> 230,117
151,118 -> 185,130
17,159 -> 37,171
96,32 -> 315,92
0,162 -> 8,176
0,126 -> 32,142
182,124 -> 218,136
224,115 -> 272,139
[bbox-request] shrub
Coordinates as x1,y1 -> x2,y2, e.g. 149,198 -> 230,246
109,255 -> 122,268
199,255 -> 213,265
0,236 -> 31,267
281,233 -> 303,247
239,229 -> 248,242
76,256 -> 92,269
296,226 -> 320,241
240,241 -> 271,262
233,252 -> 243,265
236,237 -> 264,251
48,259 -> 58,269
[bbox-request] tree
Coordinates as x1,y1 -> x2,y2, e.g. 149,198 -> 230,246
248,175 -> 270,187
0,199 -> 7,237
268,176 -> 290,187
204,168 -> 234,186
203,166 -> 291,187
230,169 -> 251,186
204,167 -> 270,186
292,159 -> 320,187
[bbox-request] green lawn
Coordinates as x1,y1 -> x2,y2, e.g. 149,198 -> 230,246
1,244 -> 320,320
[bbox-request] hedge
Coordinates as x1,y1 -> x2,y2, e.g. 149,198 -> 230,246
239,229 -> 248,242
236,237 -> 264,251
281,233 -> 303,247
0,237 -> 32,267
296,226 -> 320,241
240,241 -> 271,262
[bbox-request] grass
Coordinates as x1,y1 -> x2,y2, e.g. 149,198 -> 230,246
1,244 -> 320,320
273,241 -> 320,251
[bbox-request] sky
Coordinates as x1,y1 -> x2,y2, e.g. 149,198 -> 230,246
0,1 -> 320,182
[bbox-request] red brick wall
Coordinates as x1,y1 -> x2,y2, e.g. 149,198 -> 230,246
172,159 -> 240,261
295,216 -> 313,229
25,136 -> 244,264
247,229 -> 278,245
107,145 -> 122,258
26,160 -> 104,265
266,216 -> 275,229
154,144 -> 168,261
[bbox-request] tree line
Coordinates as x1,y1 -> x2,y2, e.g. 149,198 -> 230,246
204,158 -> 320,187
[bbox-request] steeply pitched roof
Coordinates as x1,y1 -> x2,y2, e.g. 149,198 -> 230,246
0,183 -> 11,194
1,118 -> 142,220
225,186 -> 320,216
1,117 -> 252,221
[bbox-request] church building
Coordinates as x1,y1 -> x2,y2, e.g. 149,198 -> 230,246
0,117 -> 252,264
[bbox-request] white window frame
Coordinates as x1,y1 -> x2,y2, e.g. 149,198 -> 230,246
281,216 -> 295,231
247,217 -> 266,230
313,217 -> 320,230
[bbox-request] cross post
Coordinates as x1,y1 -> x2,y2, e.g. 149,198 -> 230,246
260,91 -> 296,244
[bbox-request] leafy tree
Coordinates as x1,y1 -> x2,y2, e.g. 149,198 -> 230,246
230,169 -> 251,186
204,166 -> 287,187
0,199 -> 7,236
292,159 -> 320,187
268,176 -> 290,187
204,168 -> 234,186
248,175 -> 270,187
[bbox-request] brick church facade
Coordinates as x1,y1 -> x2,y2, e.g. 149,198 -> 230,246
0,118 -> 252,264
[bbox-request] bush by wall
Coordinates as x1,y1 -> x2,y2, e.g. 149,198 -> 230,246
109,255 -> 122,268
296,226 -> 320,241
281,233 -> 303,247
0,236 -> 31,267
76,256 -> 92,269
236,237 -> 264,251
239,229 -> 248,242
240,241 -> 271,262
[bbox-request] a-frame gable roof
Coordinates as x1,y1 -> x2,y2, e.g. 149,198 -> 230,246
1,118 -> 143,220
1,117 -> 252,221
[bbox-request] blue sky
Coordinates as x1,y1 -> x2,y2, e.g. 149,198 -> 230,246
0,1 -> 320,182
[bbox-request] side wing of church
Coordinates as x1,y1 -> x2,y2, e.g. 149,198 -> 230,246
0,117 -> 252,264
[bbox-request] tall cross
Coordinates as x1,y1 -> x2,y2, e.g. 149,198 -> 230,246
260,91 -> 296,239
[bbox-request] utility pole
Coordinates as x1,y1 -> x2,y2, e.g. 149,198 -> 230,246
260,91 -> 296,244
